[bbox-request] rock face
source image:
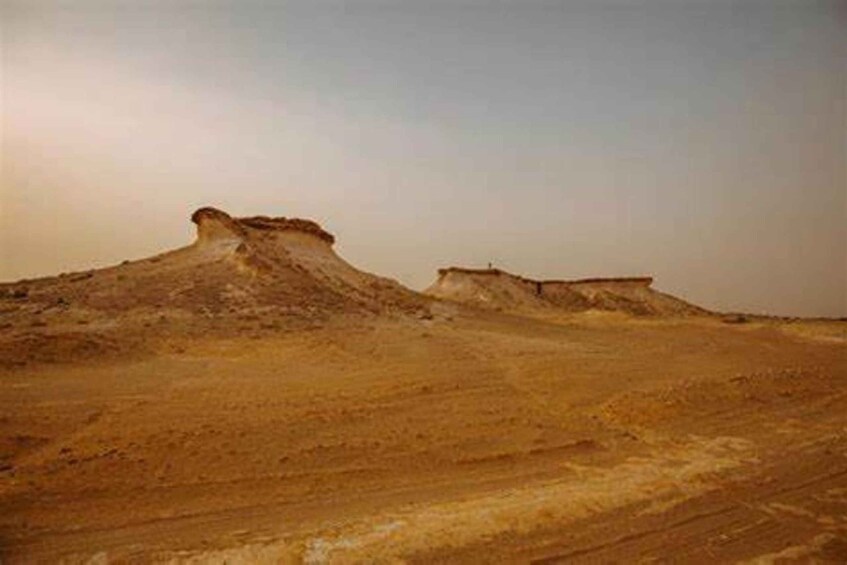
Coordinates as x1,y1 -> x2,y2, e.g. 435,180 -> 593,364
191,207 -> 248,241
191,207 -> 335,245
425,267 -> 709,317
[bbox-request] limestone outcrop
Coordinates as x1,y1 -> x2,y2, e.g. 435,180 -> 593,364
425,267 -> 708,317
191,207 -> 335,244
0,207 -> 427,332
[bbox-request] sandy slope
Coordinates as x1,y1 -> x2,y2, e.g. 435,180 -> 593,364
0,209 -> 845,562
0,311 -> 845,563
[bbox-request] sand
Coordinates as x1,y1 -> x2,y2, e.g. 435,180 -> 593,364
1,208 -> 845,563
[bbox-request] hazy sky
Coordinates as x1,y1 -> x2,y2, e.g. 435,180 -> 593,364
1,1 -> 845,317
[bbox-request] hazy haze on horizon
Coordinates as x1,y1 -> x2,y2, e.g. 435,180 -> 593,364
1,0 -> 845,317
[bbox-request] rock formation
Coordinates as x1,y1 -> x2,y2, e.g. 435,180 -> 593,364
0,207 -> 428,340
0,205 -> 714,367
425,267 -> 709,317
191,207 -> 335,245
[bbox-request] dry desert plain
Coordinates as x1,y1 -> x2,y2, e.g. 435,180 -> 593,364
1,208 -> 845,563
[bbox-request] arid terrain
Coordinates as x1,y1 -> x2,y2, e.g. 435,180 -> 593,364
1,208 -> 845,563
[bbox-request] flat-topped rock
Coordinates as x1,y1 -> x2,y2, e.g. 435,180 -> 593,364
191,207 -> 335,245
427,266 -> 706,317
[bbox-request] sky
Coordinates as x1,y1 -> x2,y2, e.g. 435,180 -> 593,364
1,0 -> 845,317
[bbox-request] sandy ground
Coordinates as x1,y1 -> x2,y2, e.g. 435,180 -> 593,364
1,310 -> 845,563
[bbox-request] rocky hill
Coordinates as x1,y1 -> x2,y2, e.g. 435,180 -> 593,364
424,267 -> 709,317
0,207 -> 429,367
0,209 -> 720,369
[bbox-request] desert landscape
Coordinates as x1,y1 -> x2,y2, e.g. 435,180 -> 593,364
0,208 -> 845,563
